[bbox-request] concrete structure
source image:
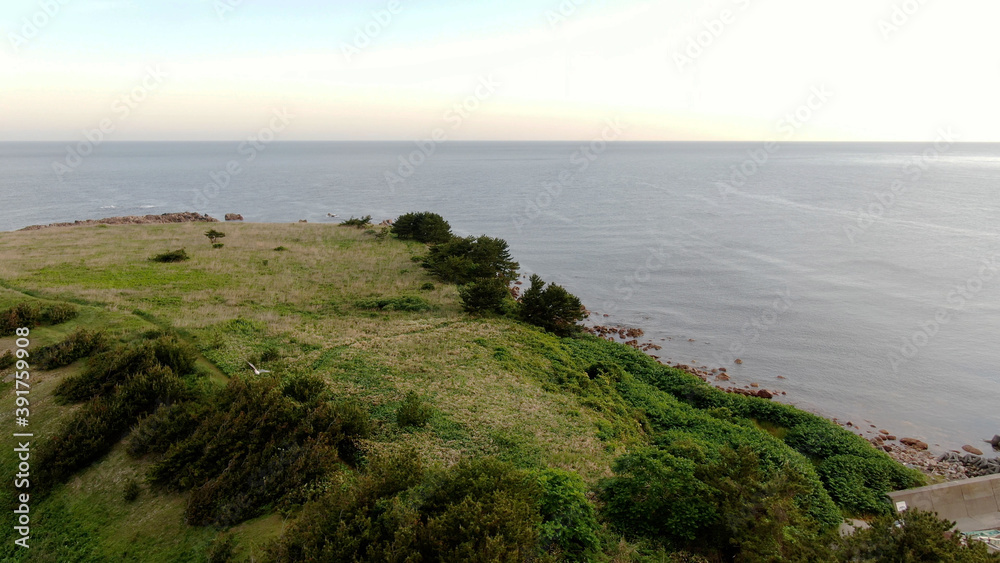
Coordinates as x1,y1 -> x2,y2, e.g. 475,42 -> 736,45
888,473 -> 1000,533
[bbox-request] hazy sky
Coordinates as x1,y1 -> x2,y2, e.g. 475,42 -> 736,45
2,0 -> 998,141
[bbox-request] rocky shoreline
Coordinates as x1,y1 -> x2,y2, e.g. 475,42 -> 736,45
585,321 -> 999,482
19,212 -> 218,231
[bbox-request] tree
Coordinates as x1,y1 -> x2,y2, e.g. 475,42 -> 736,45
518,274 -> 586,336
458,277 -> 511,314
835,508 -> 1000,562
424,235 -> 519,285
204,229 -> 226,244
392,212 -> 452,244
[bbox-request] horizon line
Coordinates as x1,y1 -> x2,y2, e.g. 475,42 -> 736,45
3,140 -> 1000,144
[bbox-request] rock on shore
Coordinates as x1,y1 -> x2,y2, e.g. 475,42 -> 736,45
225,213 -> 244,221
19,212 -> 218,231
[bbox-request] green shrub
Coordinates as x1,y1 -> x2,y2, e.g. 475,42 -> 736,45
267,455 -> 542,562
391,211 -> 453,244
459,277 -> 511,314
340,215 -> 372,228
420,282 -> 435,291
126,401 -> 211,459
144,377 -> 370,526
355,295 -> 431,312
537,469 -> 601,561
834,508 -> 1000,562
424,235 -> 519,285
0,350 -> 14,370
396,391 -> 433,428
36,364 -> 188,490
519,274 -> 586,336
123,480 -> 141,502
273,246 -> 287,251
0,303 -> 39,335
40,303 -> 78,324
54,336 -> 196,403
282,373 -> 327,404
207,534 -> 237,563
34,329 -> 108,370
818,454 -> 921,516
0,302 -> 78,336
212,243 -> 224,249
150,249 -> 189,263
600,448 -> 717,545
785,420 -> 872,459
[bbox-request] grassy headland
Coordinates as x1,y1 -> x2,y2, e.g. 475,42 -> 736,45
1,218 -> 991,562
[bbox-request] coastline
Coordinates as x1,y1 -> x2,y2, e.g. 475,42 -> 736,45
584,320 -> 1000,483
10,212 -> 998,483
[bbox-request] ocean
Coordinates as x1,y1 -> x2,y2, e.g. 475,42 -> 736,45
2,140 -> 998,453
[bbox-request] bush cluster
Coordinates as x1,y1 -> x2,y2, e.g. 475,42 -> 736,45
391,211 -> 589,335
340,215 -> 372,228
834,508 -> 1000,562
266,453 -> 599,562
34,329 -> 108,370
0,302 -> 78,335
396,391 -> 433,428
355,295 -> 431,312
0,350 -> 14,370
601,445 -> 837,560
391,211 -> 452,244
36,363 -> 189,489
150,249 -> 189,263
139,376 -> 371,526
570,335 -> 925,519
54,335 -> 196,403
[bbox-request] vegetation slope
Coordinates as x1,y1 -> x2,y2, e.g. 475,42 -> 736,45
0,218 -> 993,562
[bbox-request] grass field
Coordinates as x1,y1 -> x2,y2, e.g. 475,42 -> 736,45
0,221 -> 927,562
0,222 -> 628,560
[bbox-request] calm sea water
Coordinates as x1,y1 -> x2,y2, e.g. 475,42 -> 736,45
2,141 -> 999,453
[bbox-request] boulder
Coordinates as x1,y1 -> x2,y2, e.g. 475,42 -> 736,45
900,438 -> 928,451
755,389 -> 773,399
962,445 -> 984,456
225,213 -> 244,221
989,434 -> 1000,447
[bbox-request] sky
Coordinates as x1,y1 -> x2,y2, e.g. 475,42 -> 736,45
1,0 -> 999,142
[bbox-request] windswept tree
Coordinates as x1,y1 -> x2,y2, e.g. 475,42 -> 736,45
518,274 -> 586,336
392,212 -> 452,244
424,235 -> 519,285
204,229 -> 226,245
